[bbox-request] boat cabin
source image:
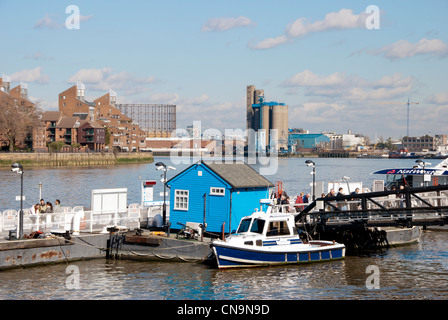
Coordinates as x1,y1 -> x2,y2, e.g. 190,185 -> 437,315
373,159 -> 448,189
235,209 -> 298,238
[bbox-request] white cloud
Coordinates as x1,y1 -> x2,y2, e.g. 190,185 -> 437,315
251,9 -> 367,50
142,92 -> 243,131
426,92 -> 448,105
248,35 -> 288,50
201,16 -> 256,32
10,67 -> 50,84
283,70 -> 414,102
373,38 -> 448,59
33,14 -> 61,29
67,68 -> 156,95
283,70 -> 422,137
286,9 -> 365,37
371,73 -> 414,88
282,70 -> 348,87
33,13 -> 93,29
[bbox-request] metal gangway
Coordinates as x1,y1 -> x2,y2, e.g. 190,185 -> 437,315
294,185 -> 448,232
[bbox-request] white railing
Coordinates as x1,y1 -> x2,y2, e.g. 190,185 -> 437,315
0,204 -> 143,238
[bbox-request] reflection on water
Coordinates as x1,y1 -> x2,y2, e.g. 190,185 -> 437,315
0,231 -> 447,300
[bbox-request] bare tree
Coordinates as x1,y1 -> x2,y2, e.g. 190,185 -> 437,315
0,95 -> 40,151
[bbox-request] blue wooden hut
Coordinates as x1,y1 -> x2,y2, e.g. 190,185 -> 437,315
166,161 -> 274,234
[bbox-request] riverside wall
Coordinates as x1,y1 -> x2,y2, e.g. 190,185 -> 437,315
0,152 -> 153,167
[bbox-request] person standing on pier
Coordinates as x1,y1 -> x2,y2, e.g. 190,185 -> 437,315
350,188 -> 361,210
295,192 -> 304,212
336,188 -> 346,210
45,202 -> 53,213
325,189 -> 336,211
54,199 -> 62,213
30,204 -> 39,214
39,199 -> 47,213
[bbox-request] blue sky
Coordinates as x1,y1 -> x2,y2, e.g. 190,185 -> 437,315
1,0 -> 447,140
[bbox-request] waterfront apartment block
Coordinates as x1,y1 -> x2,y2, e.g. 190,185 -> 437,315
38,111 -> 106,151
58,82 -> 146,152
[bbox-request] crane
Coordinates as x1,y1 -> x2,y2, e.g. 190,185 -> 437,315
378,98 -> 419,137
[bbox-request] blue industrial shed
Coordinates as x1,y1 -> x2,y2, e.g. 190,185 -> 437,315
288,133 -> 330,150
166,161 -> 274,234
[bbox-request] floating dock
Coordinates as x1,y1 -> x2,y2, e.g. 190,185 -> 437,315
0,230 -> 213,270
0,233 -> 109,270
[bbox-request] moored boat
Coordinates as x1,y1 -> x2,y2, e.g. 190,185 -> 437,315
372,158 -> 448,189
210,203 -> 345,268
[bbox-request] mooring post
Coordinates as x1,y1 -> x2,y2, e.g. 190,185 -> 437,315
405,189 -> 413,228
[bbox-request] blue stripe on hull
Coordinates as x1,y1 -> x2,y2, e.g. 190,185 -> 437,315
214,245 -> 345,268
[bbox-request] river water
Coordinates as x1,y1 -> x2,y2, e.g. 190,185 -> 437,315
0,157 -> 447,300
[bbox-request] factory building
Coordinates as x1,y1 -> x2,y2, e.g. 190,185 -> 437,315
246,85 -> 288,152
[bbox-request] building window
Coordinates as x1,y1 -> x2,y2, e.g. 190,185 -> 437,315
174,190 -> 189,211
210,187 -> 225,196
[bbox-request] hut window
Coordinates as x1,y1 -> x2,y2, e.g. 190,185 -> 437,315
210,187 -> 225,196
174,190 -> 189,211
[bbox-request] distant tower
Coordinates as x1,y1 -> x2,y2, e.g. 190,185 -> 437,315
246,85 -> 288,152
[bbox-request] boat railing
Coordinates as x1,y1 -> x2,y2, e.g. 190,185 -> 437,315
0,204 -> 145,238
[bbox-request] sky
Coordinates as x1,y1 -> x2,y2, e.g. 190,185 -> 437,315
1,0 -> 447,141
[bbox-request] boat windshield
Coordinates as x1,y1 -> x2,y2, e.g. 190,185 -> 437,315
237,218 -> 252,233
236,218 -> 266,234
386,174 -> 412,190
250,218 -> 265,234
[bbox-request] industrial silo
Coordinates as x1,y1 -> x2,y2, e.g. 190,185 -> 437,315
261,104 -> 270,146
271,104 -> 283,151
253,106 -> 260,131
280,104 -> 289,150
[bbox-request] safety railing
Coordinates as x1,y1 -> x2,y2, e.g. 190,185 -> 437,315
0,204 -> 143,238
294,185 -> 448,228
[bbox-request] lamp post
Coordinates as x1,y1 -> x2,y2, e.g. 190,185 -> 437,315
305,160 -> 316,201
11,163 -> 24,239
38,182 -> 42,201
155,162 -> 176,232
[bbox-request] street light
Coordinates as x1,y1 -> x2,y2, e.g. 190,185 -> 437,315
38,182 -> 42,201
155,162 -> 176,232
11,163 -> 24,239
305,160 -> 316,201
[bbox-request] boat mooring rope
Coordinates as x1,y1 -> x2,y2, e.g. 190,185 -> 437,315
127,249 -> 203,262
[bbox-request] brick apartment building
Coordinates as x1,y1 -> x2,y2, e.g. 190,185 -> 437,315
1,76 -> 161,152
0,76 -> 37,150
38,111 -> 106,151
58,82 -> 146,151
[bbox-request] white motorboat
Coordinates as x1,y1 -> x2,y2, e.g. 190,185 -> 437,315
211,203 -> 345,269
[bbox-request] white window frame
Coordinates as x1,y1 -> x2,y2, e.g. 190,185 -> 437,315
174,189 -> 189,211
210,187 -> 225,196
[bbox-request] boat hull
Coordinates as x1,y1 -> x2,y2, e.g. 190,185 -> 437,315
212,241 -> 345,269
